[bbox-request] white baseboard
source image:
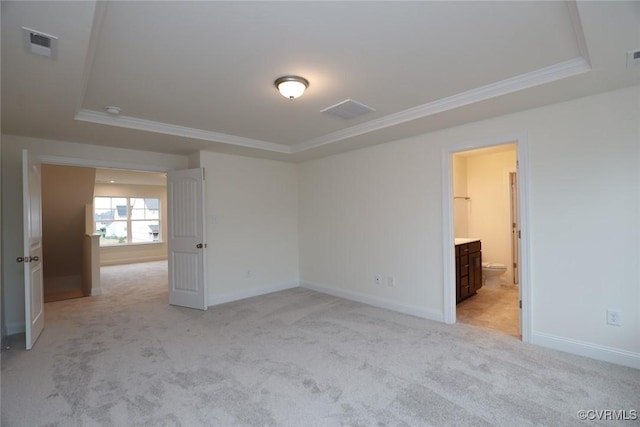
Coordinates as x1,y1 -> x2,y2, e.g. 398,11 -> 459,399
532,331 -> 640,369
208,282 -> 300,307
300,280 -> 443,322
100,256 -> 167,266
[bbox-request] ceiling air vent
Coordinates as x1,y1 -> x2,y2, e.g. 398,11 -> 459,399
23,27 -> 58,58
627,49 -> 640,68
321,99 -> 375,120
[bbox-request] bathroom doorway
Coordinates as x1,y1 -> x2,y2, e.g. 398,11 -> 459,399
445,140 -> 527,339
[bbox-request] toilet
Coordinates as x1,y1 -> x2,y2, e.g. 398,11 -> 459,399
482,262 -> 507,289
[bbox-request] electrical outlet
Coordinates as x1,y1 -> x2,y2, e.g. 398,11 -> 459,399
387,276 -> 395,287
607,309 -> 622,326
374,274 -> 381,285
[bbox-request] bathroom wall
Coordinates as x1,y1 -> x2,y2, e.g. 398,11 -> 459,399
465,146 -> 517,284
452,155 -> 469,237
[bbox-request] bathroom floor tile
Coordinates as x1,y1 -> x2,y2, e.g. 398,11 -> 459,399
456,285 -> 520,338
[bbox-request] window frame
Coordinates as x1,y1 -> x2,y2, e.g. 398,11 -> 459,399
94,196 -> 162,247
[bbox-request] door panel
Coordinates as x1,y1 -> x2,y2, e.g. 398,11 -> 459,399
167,168 -> 207,310
23,150 -> 44,350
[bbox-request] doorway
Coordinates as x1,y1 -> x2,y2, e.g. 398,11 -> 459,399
442,137 -> 530,342
39,164 -> 168,303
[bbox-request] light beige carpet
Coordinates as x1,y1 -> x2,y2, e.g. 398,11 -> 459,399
2,261 -> 639,426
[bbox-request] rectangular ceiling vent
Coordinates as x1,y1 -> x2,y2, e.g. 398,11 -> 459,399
321,99 -> 376,120
23,27 -> 58,58
627,49 -> 640,68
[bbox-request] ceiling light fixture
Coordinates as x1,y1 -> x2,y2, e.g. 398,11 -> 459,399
105,106 -> 121,115
274,76 -> 309,99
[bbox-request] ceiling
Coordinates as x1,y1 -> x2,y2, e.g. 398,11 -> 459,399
95,168 -> 166,186
2,1 -> 639,162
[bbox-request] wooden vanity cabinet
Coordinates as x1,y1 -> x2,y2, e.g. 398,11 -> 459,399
455,240 -> 482,304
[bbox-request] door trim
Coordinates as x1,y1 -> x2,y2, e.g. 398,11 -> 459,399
441,133 -> 532,342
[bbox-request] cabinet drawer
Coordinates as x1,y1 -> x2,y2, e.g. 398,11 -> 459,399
468,241 -> 481,253
459,255 -> 469,276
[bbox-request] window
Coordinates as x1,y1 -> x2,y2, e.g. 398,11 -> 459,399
94,197 -> 161,246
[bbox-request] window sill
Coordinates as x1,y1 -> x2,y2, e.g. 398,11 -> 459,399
99,241 -> 164,249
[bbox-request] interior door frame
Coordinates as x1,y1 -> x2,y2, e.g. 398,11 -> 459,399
509,171 -> 520,285
26,152 -> 176,296
441,133 -> 532,342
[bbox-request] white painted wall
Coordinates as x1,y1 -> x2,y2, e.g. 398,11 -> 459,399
1,135 -> 188,334
466,149 -> 517,283
2,86 -> 638,368
299,85 -> 640,367
452,155 -> 469,238
197,151 -> 299,306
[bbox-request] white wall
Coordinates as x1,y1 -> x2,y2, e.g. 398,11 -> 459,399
299,141 -> 443,319
197,151 -> 299,306
1,135 -> 188,334
466,148 -> 517,283
299,85 -> 640,368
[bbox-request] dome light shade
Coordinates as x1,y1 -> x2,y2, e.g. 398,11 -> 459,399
275,76 -> 309,99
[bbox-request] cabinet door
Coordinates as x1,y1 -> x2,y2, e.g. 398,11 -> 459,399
469,251 -> 482,292
455,255 -> 461,303
460,275 -> 470,299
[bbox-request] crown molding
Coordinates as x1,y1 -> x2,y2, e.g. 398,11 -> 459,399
75,57 -> 590,156
291,57 -> 591,153
567,0 -> 591,66
74,109 -> 292,154
72,2 -> 592,157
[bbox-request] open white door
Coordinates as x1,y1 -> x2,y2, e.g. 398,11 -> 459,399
167,168 -> 207,310
22,150 -> 44,350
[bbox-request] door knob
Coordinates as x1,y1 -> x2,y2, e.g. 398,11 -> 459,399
30,256 -> 39,262
196,243 -> 207,249
16,256 -> 30,263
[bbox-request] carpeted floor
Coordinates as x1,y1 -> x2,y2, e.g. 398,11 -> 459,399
2,261 -> 639,426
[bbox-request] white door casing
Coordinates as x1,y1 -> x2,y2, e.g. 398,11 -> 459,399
442,135 -> 531,343
167,168 -> 207,310
510,171 -> 520,285
22,150 -> 45,350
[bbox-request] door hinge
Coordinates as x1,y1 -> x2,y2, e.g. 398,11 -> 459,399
202,169 -> 205,180
518,230 -> 521,239
519,300 -> 522,309
513,262 -> 517,268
